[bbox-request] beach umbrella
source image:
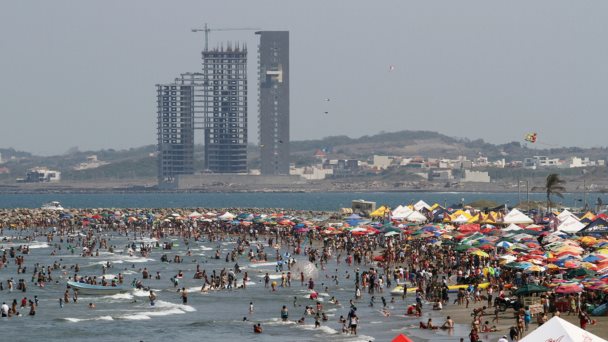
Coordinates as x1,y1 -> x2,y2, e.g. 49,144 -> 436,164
496,241 -> 513,249
554,283 -> 584,294
513,284 -> 549,296
455,244 -> 473,252
566,268 -> 596,278
470,249 -> 490,258
392,334 -> 415,342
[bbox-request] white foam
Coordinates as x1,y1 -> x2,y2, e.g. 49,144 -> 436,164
28,242 -> 49,249
132,289 -> 153,297
102,293 -> 134,300
64,317 -> 84,322
154,300 -> 196,312
146,308 -> 187,316
121,314 -> 151,320
256,274 -> 282,279
264,317 -> 296,326
297,324 -> 338,334
249,262 -> 276,268
199,246 -> 213,251
64,315 -> 114,322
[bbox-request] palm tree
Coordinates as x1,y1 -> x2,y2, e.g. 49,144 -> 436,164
533,173 -> 566,212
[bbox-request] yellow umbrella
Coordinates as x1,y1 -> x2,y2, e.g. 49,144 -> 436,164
471,250 -> 489,258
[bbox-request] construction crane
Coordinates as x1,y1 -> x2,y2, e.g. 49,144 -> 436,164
191,23 -> 261,52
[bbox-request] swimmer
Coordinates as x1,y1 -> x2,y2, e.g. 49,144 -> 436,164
149,290 -> 156,306
253,323 -> 262,333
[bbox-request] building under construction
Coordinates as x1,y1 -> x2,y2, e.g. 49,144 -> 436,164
157,27 -> 293,187
202,44 -> 248,173
257,31 -> 290,175
156,74 -> 198,184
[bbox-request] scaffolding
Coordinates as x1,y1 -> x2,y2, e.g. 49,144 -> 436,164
202,44 -> 248,173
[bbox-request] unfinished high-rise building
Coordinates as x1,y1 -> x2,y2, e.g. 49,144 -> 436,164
202,44 -> 248,173
156,74 -> 198,184
256,31 -> 289,175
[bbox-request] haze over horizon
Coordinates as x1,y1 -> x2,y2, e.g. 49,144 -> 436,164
1,1 -> 607,156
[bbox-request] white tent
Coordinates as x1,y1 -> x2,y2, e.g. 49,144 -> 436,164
520,316 -> 607,342
557,216 -> 586,234
503,223 -> 523,232
392,206 -> 414,220
413,200 -> 431,211
557,209 -> 579,223
218,212 -> 235,220
188,211 -> 202,218
452,214 -> 469,224
502,209 -> 534,225
406,211 -> 427,223
391,205 -> 404,217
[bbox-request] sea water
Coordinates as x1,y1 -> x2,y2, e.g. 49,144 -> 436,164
0,191 -> 581,210
0,230 -> 404,341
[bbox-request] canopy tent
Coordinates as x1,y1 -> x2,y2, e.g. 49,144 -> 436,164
452,214 -> 470,224
557,216 -> 586,234
188,211 -> 202,218
370,206 -> 390,218
557,209 -> 579,223
218,212 -> 235,220
503,209 -> 534,225
413,200 -> 431,211
392,206 -> 414,219
406,211 -> 427,223
503,223 -> 523,232
578,218 -> 608,236
520,316 -> 607,342
580,211 -> 596,221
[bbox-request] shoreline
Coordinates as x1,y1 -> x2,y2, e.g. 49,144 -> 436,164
0,187 -> 604,195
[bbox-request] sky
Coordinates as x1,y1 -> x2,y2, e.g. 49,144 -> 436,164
1,0 -> 607,156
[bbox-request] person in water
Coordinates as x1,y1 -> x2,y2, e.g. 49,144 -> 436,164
253,323 -> 262,333
149,290 -> 156,306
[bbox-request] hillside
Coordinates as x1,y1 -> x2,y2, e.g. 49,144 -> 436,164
289,130 -> 608,162
1,130 -> 607,184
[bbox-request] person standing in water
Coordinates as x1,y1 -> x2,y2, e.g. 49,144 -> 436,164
280,305 -> 289,322
181,287 -> 188,304
149,290 -> 157,306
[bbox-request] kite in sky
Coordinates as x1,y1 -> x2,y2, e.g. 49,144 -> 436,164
524,132 -> 537,143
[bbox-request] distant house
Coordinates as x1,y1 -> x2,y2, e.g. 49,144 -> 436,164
17,168 -> 61,183
461,170 -> 490,183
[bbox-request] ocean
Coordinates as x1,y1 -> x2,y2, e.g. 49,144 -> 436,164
0,229 -> 469,342
0,191 -> 593,210
0,191 -> 597,341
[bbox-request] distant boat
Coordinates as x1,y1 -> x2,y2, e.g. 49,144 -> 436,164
67,281 -> 127,295
41,201 -> 64,211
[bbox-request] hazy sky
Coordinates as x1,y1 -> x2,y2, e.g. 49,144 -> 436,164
1,1 -> 607,155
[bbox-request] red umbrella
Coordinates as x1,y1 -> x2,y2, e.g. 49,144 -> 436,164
392,334 -> 415,342
555,283 -> 583,294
